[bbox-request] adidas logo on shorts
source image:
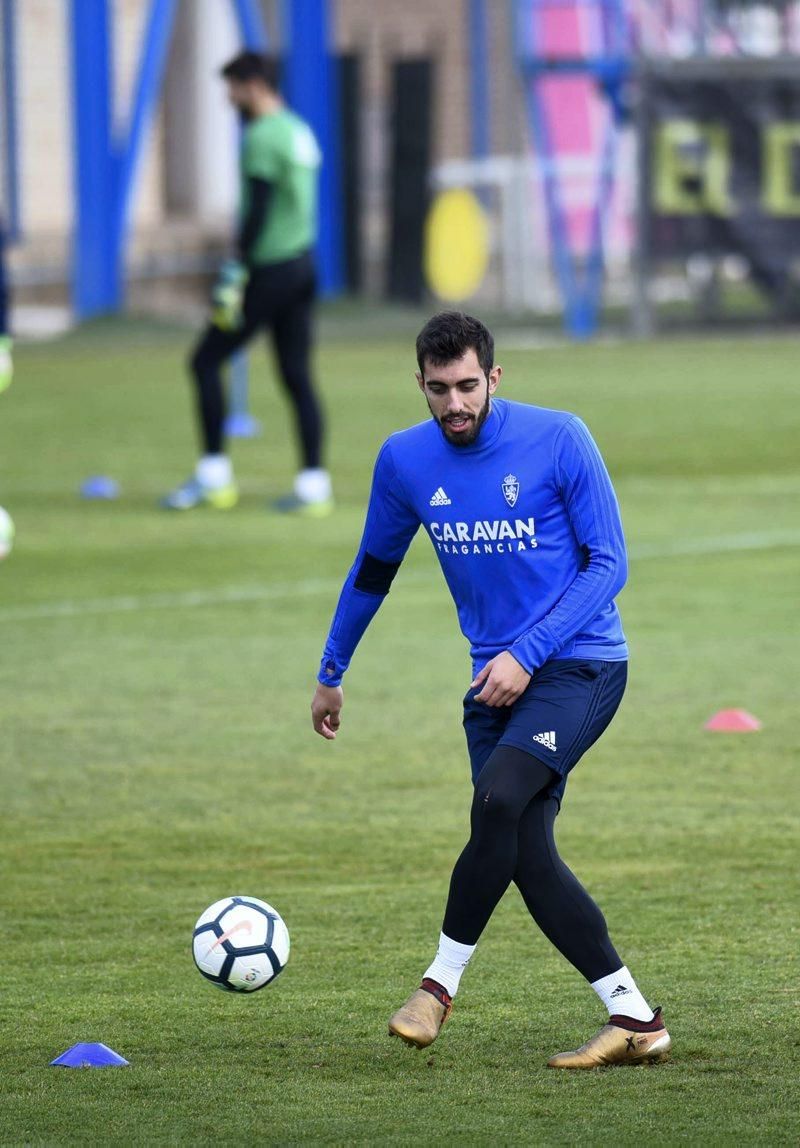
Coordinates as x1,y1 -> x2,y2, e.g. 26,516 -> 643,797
532,730 -> 557,752
429,487 -> 452,506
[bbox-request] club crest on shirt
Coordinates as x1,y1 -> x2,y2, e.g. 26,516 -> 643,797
502,474 -> 520,508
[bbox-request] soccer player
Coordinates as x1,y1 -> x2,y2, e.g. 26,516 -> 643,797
163,52 -> 332,516
310,312 -> 671,1068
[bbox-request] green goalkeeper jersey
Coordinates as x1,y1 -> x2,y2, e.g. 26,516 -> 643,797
241,108 -> 321,265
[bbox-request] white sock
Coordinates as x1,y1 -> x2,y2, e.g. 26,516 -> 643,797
422,933 -> 476,999
591,967 -> 654,1022
196,454 -> 233,490
294,468 -> 332,504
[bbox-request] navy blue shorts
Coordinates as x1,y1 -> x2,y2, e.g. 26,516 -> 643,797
463,658 -> 628,804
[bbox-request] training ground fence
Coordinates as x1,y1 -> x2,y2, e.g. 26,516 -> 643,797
3,1 -> 800,337
424,3 -> 800,336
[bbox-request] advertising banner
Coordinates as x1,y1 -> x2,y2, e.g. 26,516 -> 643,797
640,61 -> 800,309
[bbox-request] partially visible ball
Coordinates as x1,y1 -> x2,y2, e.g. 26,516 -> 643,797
0,506 -> 14,560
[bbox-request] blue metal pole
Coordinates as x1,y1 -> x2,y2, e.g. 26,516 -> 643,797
69,0 -> 117,317
518,2 -> 582,332
513,0 -> 631,338
71,0 -> 178,317
523,82 -> 583,333
232,0 -> 268,48
227,0 -> 271,438
114,0 -> 179,248
584,1 -> 627,310
583,112 -> 616,315
283,0 -> 344,295
468,0 -> 491,159
1,0 -> 21,241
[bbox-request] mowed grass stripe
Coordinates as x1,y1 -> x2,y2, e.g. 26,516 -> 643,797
0,528 -> 798,623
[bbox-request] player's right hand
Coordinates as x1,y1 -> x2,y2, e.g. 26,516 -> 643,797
311,683 -> 343,741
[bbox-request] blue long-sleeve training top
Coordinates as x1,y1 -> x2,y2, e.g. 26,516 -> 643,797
318,397 -> 628,687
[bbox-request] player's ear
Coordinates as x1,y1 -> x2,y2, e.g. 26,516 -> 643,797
488,365 -> 502,394
415,372 -> 426,393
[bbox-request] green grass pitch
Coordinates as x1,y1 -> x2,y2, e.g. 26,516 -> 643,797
1,312 -> 798,1144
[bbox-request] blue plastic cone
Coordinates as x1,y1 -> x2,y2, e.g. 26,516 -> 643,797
225,411 -> 261,438
80,476 -> 120,500
50,1042 -> 129,1068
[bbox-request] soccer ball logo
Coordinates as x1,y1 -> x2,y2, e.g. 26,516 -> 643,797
192,896 -> 290,992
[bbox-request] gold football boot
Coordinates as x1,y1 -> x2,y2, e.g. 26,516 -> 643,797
388,980 -> 453,1049
547,1007 -> 671,1069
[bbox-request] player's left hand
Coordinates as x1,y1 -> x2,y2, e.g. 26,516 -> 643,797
210,260 -> 249,331
471,651 -> 531,708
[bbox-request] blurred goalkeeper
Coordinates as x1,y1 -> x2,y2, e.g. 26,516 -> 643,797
163,52 -> 332,516
310,312 -> 672,1069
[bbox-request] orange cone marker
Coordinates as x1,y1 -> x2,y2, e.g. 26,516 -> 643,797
704,709 -> 762,732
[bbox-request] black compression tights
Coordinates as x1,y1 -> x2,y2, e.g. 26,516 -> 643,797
441,746 -> 622,983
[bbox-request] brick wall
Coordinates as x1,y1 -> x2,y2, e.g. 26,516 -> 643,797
15,0 -> 71,234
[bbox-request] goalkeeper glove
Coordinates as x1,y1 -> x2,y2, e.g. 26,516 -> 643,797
210,260 -> 249,331
0,336 -> 12,394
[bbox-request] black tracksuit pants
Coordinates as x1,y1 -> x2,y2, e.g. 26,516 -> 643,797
189,251 -> 323,468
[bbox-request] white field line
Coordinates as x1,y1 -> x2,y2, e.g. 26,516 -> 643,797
0,577 -> 352,623
0,529 -> 798,625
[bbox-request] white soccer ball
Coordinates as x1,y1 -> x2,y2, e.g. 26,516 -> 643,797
0,506 -> 14,560
192,896 -> 290,993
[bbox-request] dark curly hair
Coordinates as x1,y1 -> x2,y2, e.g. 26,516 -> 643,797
416,311 -> 494,379
220,51 -> 280,92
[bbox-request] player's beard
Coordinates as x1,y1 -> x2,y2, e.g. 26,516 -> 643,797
431,390 -> 491,447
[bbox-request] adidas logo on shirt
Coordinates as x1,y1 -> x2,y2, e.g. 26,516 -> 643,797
610,984 -> 632,998
429,487 -> 452,506
532,730 -> 557,752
